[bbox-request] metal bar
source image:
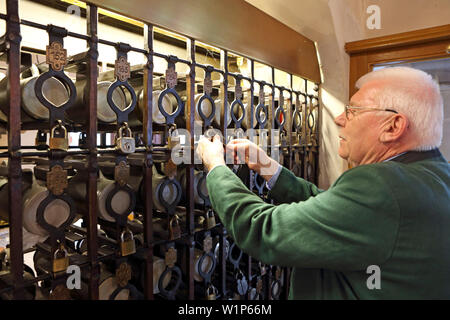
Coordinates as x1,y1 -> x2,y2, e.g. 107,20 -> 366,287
149,51 -> 169,60
270,67 -> 276,160
220,50 -> 228,139
97,38 -> 147,54
142,23 -> 154,300
315,84 -> 321,185
247,59 -> 255,293
228,72 -> 251,82
86,4 -> 99,300
219,49 -> 228,298
185,37 -> 196,300
192,62 -> 224,75
303,79 -> 308,179
0,150 -> 90,157
4,16 -> 91,41
289,74 -> 293,170
6,0 -> 24,300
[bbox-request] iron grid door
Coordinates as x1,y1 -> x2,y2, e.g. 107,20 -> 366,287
0,0 -> 320,300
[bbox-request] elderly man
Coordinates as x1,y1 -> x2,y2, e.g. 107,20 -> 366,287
196,67 -> 450,299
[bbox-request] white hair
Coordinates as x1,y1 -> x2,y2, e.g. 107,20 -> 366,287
355,66 -> 443,151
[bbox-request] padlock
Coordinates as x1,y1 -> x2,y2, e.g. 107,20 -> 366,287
116,124 -> 135,154
280,131 -> 287,147
52,244 -> 69,273
49,121 -> 68,151
205,209 -> 216,230
35,130 -> 47,150
206,284 -> 218,300
168,215 -> 181,240
120,228 -> 136,256
259,262 -> 267,276
235,269 -> 248,296
167,125 -> 180,150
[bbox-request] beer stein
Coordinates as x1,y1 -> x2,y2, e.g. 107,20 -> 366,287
0,64 -> 69,122
66,169 -> 139,223
213,98 -> 231,128
136,89 -> 177,124
178,169 -> 209,206
0,169 -> 74,237
139,166 -> 181,213
66,80 -> 128,123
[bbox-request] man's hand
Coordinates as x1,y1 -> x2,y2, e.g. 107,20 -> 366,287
197,135 -> 225,172
226,139 -> 279,181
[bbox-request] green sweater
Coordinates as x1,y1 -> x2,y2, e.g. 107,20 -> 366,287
206,149 -> 450,299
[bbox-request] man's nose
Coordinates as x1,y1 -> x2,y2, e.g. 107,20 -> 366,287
334,110 -> 346,127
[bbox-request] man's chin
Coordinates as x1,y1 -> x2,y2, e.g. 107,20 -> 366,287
337,148 -> 349,161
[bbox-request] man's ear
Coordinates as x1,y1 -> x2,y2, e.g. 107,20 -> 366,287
379,114 -> 409,143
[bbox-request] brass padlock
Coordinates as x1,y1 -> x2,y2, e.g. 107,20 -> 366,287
116,124 -> 135,154
168,215 -> 181,240
205,209 -> 216,230
206,284 -> 218,300
49,121 -> 68,151
120,228 -> 136,256
52,244 -> 69,273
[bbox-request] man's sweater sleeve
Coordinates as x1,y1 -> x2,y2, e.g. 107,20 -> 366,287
268,166 -> 324,203
206,165 -> 400,270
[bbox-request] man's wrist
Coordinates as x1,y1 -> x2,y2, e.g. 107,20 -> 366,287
206,159 -> 226,172
259,159 -> 280,182
266,164 -> 282,190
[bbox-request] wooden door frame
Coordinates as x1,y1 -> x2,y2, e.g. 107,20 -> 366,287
345,24 -> 450,98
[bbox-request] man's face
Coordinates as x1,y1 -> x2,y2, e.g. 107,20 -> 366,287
334,82 -> 386,165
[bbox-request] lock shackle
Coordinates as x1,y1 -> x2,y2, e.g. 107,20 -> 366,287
255,102 -> 268,127
53,242 -> 68,259
36,193 -> 76,238
158,265 -> 182,300
228,242 -> 243,269
308,110 -> 315,130
234,269 -> 248,296
197,251 -> 216,283
207,284 -> 218,295
230,99 -> 245,128
197,173 -> 210,206
105,183 -> 136,226
157,177 -> 182,214
270,279 -> 282,300
275,105 -> 286,129
34,68 -> 77,120
253,173 -> 265,195
158,88 -> 184,125
292,108 -> 303,132
196,93 -> 216,128
51,120 -> 67,137
118,123 -> 132,137
109,283 -> 144,300
120,227 -> 134,242
169,214 -> 180,229
106,80 -> 137,124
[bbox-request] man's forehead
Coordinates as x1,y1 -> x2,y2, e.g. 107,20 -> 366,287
350,80 -> 384,105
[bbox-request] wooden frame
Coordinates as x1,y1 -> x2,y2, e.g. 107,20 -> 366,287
345,24 -> 450,97
85,0 -> 321,83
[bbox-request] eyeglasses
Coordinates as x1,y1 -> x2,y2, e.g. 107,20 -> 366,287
345,105 -> 398,120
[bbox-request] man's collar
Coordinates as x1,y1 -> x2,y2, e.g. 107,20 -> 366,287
383,152 -> 407,162
387,149 -> 442,164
